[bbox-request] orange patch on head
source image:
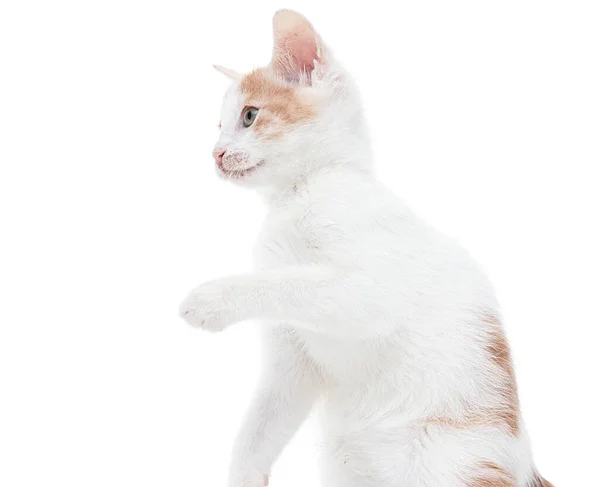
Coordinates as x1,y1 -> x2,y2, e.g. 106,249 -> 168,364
239,68 -> 316,139
468,462 -> 517,487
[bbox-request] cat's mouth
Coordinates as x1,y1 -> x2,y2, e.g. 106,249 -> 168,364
216,159 -> 263,179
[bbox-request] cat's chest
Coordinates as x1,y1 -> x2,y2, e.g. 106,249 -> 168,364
254,204 -> 325,268
295,329 -> 371,377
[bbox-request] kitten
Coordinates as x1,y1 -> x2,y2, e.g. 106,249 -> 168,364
179,9 -> 553,487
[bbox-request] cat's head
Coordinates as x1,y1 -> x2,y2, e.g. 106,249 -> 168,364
212,10 -> 371,192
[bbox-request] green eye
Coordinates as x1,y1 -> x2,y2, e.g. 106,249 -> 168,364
242,107 -> 259,127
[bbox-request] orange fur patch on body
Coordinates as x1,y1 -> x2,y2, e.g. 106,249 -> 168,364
468,462 -> 517,487
528,473 -> 555,487
483,314 -> 520,437
239,68 -> 316,139
423,313 -> 520,437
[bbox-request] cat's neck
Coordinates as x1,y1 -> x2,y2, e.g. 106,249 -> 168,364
259,163 -> 375,207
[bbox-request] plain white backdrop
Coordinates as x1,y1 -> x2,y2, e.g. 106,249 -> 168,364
1,1 -> 598,485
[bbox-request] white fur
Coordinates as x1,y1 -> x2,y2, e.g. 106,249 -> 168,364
180,10 -> 542,487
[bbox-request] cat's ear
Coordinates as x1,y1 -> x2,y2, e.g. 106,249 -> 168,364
213,64 -> 242,81
271,10 -> 327,83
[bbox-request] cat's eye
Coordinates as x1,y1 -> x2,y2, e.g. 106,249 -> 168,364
242,107 -> 259,128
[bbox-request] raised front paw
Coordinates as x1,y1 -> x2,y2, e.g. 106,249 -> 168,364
178,280 -> 236,332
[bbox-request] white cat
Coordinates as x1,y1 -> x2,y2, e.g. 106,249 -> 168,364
179,10 -> 552,487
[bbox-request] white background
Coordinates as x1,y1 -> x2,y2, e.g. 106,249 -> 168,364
1,1 -> 598,485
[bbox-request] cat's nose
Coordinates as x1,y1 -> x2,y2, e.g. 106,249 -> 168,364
213,149 -> 225,166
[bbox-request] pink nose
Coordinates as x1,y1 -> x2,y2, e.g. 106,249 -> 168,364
213,149 -> 225,166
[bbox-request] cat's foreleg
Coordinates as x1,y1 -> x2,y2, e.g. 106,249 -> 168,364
228,327 -> 318,487
179,265 -> 393,336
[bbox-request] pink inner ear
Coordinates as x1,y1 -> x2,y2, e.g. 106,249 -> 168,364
282,33 -> 316,73
271,10 -> 322,81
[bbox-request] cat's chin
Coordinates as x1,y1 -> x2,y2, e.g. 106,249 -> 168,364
216,160 -> 264,181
